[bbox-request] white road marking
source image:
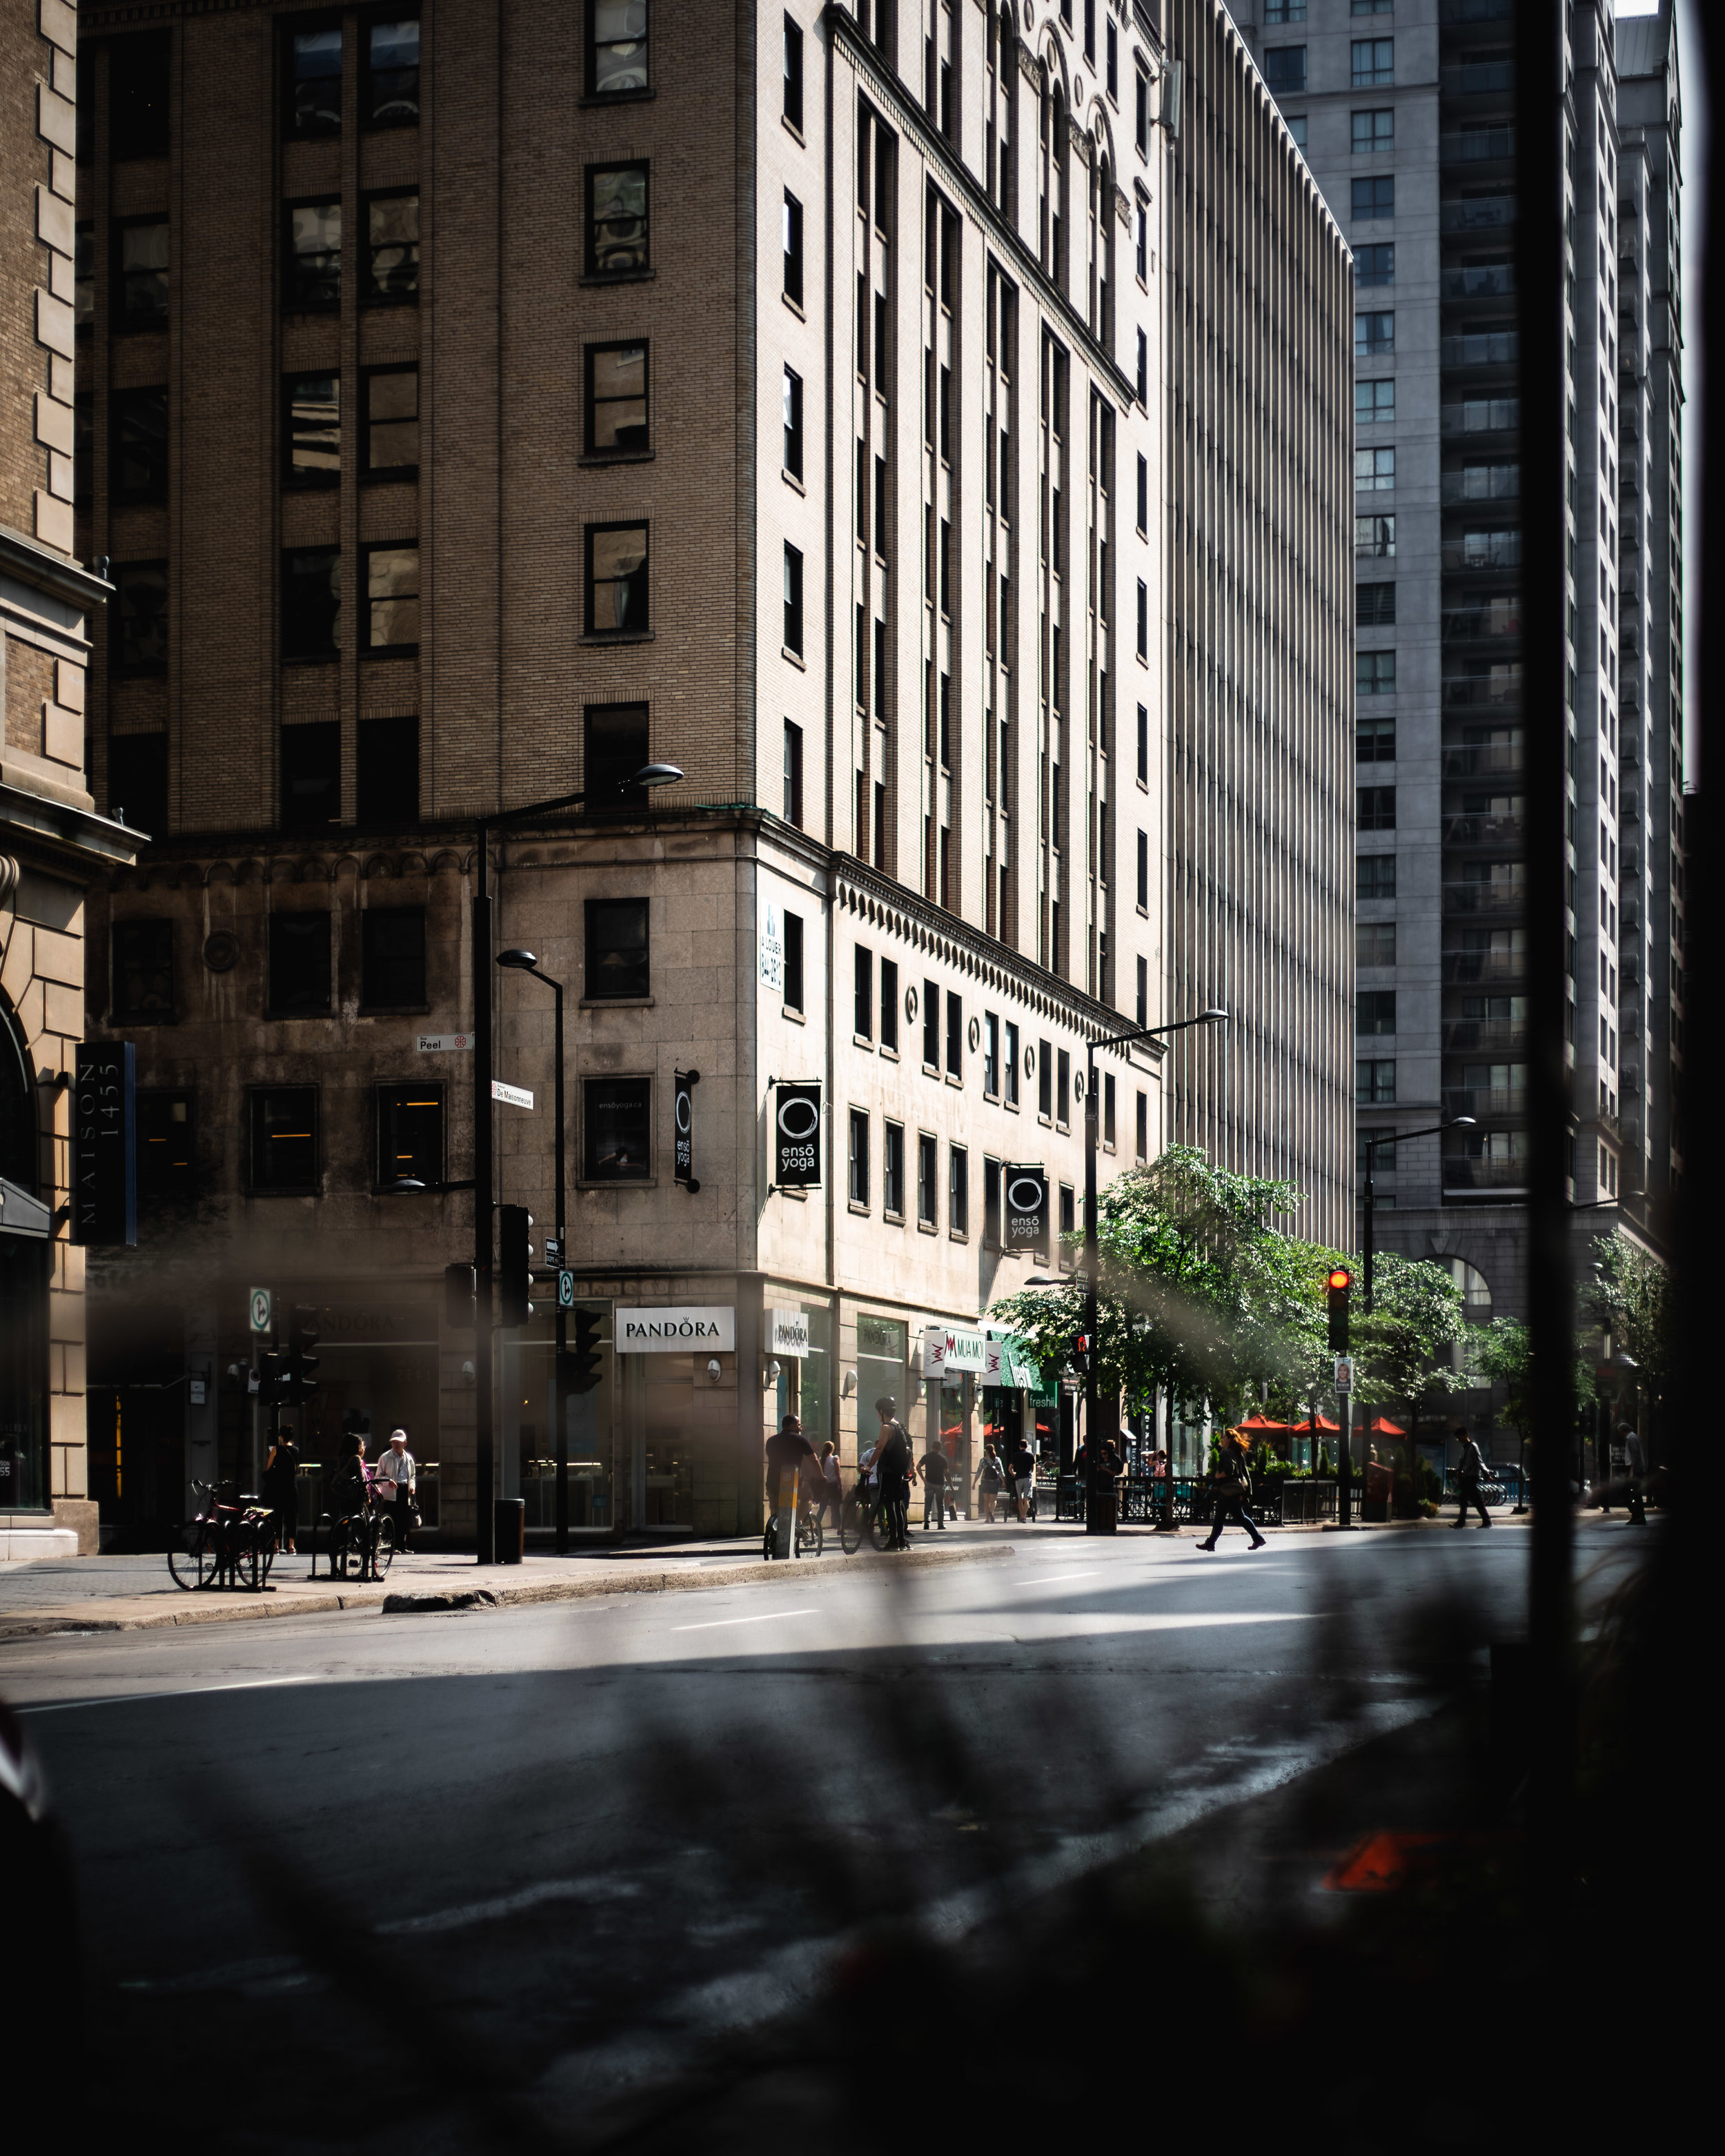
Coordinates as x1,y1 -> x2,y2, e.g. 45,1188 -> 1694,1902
377,1876 -> 640,1937
1017,1570 -> 1104,1585
671,1608 -> 818,1632
16,1674 -> 320,1714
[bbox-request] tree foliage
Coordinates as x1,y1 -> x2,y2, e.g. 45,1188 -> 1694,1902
1585,1231 -> 1672,1402
1352,1253 -> 1467,1434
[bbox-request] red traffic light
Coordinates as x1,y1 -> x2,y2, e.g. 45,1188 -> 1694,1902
1327,1268 -> 1353,1292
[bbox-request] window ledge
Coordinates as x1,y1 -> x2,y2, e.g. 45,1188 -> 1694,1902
983,1089 -> 999,1105
782,293 -> 807,322
357,1004 -> 431,1017
782,116 -> 805,148
578,449 -> 656,468
784,1006 -> 807,1025
580,996 -> 656,1010
884,1209 -> 905,1225
949,1230 -> 969,1243
783,468 -> 806,495
578,87 -> 658,109
1003,1098 -> 1019,1112
578,269 -> 658,287
849,1200 -> 871,1216
917,1219 -> 938,1235
854,1034 -> 874,1050
782,646 -> 807,671
576,1177 -> 660,1191
880,1046 -> 900,1062
580,631 -> 657,646
923,1063 -> 940,1079
945,1072 -> 963,1089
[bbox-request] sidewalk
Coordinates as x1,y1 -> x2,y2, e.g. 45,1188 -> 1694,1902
0,1527 -> 1015,1640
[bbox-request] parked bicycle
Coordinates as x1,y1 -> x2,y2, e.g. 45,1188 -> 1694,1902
322,1503 -> 397,1583
168,1480 -> 276,1592
839,1485 -> 892,1555
762,1492 -> 824,1561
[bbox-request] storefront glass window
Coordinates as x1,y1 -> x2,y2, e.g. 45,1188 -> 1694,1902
855,1314 -> 907,1453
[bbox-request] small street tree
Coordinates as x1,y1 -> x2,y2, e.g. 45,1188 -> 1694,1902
1352,1253 -> 1468,1438
1586,1230 -> 1672,1454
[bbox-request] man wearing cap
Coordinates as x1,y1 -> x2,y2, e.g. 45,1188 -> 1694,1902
374,1428 -> 417,1552
764,1414 -> 816,1547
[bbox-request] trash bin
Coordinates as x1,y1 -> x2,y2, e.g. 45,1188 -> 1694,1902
494,1498 -> 526,1563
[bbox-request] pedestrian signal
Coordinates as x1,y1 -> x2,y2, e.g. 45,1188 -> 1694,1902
1326,1268 -> 1352,1353
563,1307 -> 604,1396
500,1205 -> 534,1327
286,1307 -> 321,1403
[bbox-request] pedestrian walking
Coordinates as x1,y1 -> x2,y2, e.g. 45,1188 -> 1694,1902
918,1437 -> 952,1530
1007,1436 -> 1036,1523
374,1427 -> 417,1552
1452,1425 -> 1492,1528
262,1427 -> 301,1554
975,1442 -> 1005,1523
815,1440 -> 845,1530
871,1396 -> 916,1550
1198,1431 -> 1265,1551
1619,1418 -> 1648,1526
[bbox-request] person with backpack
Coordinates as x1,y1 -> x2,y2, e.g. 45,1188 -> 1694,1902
871,1396 -> 916,1550
1197,1430 -> 1265,1552
1452,1424 -> 1493,1529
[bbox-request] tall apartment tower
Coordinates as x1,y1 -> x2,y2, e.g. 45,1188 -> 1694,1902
72,0 -> 1348,1544
1,0 -> 132,1559
1225,0 -> 1686,1361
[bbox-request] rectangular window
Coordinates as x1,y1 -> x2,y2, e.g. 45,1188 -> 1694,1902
784,14 -> 804,128
1356,515 -> 1396,558
1136,578 -> 1149,661
364,544 -> 419,652
854,945 -> 874,1040
1352,175 -> 1395,219
107,734 -> 166,833
783,719 -> 804,827
1352,109 -> 1394,155
1038,1038 -> 1052,1118
783,543 -> 804,655
583,701 -> 650,809
983,1157 -> 1002,1247
583,1076 -> 652,1180
849,1108 -> 871,1205
1357,654 -> 1397,700
111,560 -> 170,678
285,200 -> 342,310
1136,953 -> 1148,1028
783,190 -> 804,305
367,17 -> 420,125
111,920 -> 174,1022
1357,242 -> 1395,286
111,388 -> 168,504
881,959 -> 899,1051
917,1131 -> 938,1226
357,714 -> 418,824
585,523 -> 649,636
250,1087 -> 318,1192
1351,38 -> 1393,87
949,1145 -> 969,1236
117,217 -> 169,329
1357,989 -> 1399,1036
1357,582 -> 1397,627
376,1082 -> 442,1189
1357,783 -> 1397,829
883,1120 -> 905,1216
279,722 -> 340,833
1357,379 -> 1395,425
923,980 -> 940,1067
782,366 -> 803,477
361,907 -> 426,1008
945,989 -> 963,1079
1286,115 -> 1308,152
1357,1057 -> 1397,1105
585,897 -> 650,999
1356,312 -> 1394,358
1136,68 -> 1150,155
268,911 -> 333,1014
1352,0 -> 1392,11
75,222 -> 93,327
1136,829 -> 1150,911
1058,1183 -> 1076,1267
1357,853 -> 1397,899
1263,46 -> 1306,95
1135,1088 -> 1148,1159
1357,922 -> 1397,969
1056,1047 -> 1071,1127
589,0 -> 649,95
136,1089 -> 195,1203
1356,446 -> 1396,491
1136,452 -> 1149,535
784,911 -> 805,1012
588,163 -> 649,277
983,1012 -> 999,1096
1136,703 -> 1149,787
1356,715 -> 1397,762
365,192 -> 419,302
110,30 -> 171,159
586,342 -> 649,454
287,25 -> 342,139
1266,0 -> 1306,17
364,366 -> 418,477
285,373 -> 340,487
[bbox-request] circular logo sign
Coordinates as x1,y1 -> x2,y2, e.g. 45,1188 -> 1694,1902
778,1096 -> 820,1139
1007,1174 -> 1045,1213
676,1091 -> 692,1134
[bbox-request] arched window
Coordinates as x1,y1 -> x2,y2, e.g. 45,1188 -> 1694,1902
1447,1258 -> 1492,1318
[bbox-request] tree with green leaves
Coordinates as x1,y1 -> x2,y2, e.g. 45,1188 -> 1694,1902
1352,1253 -> 1468,1437
1586,1230 -> 1671,1440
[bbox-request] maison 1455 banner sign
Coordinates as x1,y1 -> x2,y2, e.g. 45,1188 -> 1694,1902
72,1041 -> 136,1248
774,1081 -> 822,1187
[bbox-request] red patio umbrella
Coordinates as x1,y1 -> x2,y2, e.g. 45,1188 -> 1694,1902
1292,1412 -> 1341,1434
1366,1414 -> 1407,1437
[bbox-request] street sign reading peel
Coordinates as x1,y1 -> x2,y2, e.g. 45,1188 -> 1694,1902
416,1033 -> 472,1051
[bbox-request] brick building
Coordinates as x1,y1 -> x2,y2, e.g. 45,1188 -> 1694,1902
72,0 -> 1350,1543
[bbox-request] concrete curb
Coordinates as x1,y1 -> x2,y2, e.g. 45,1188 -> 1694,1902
0,1540 -> 1012,1639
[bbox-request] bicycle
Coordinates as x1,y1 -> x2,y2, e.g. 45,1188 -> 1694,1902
168,1481 -> 276,1592
327,1505 -> 397,1583
839,1484 -> 894,1554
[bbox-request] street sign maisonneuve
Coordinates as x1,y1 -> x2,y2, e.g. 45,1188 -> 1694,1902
491,1080 -> 533,1109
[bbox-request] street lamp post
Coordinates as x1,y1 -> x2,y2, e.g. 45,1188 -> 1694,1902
1083,1009 -> 1228,1537
497,951 -> 566,1553
470,763 -> 681,1563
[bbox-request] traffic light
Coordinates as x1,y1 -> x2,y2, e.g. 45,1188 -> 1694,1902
444,1262 -> 475,1331
562,1307 -> 603,1396
255,1350 -> 282,1403
1073,1333 -> 1092,1376
500,1205 -> 534,1328
286,1306 -> 321,1403
1326,1268 -> 1353,1352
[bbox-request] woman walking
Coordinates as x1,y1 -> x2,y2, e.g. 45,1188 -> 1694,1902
262,1427 -> 301,1554
1198,1430 -> 1266,1552
975,1442 -> 1005,1523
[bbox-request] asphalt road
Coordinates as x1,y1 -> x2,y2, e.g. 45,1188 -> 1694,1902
2,1520 -> 1647,2150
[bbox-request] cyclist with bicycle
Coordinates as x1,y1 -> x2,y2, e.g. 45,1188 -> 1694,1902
764,1414 -> 815,1553
871,1396 -> 916,1551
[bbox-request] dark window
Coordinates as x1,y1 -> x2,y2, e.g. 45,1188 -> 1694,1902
1136,451 -> 1148,533
1106,19 -> 1117,97
75,224 -> 92,327
585,342 -> 648,454
1056,1048 -> 1070,1125
586,524 -> 649,635
1357,989 -> 1398,1036
945,989 -> 962,1078
917,1131 -> 938,1225
1357,852 -> 1397,899
1003,1019 -> 1018,1105
1137,829 -> 1149,910
107,733 -> 167,833
357,715 -> 419,824
365,366 -> 419,476
1357,652 -> 1397,697
1352,37 -> 1394,86
854,945 -> 874,1039
784,15 -> 804,129
1352,175 -> 1394,219
588,0 -> 649,95
1357,1057 -> 1397,1104
883,1119 -> 905,1215
783,543 -> 804,654
983,1156 -> 1002,1246
112,562 -> 168,675
1357,514 -> 1397,557
364,192 -> 419,302
1357,378 -> 1395,425
279,723 -> 341,833
1104,1071 -> 1116,1146
783,190 -> 804,304
282,547 -> 342,660
585,898 -> 650,1000
366,17 -> 420,126
116,218 -> 169,329
588,163 -> 648,275
136,1089 -> 195,1202
983,1011 -> 998,1095
1136,578 -> 1148,660
111,31 -> 172,159
287,23 -> 343,137
1136,953 -> 1147,1027
285,373 -> 340,486
1351,108 -> 1394,154
376,1082 -> 442,1187
783,366 -> 803,476
584,702 -> 649,809
584,1076 -> 652,1180
361,908 -> 426,1007
1356,311 -> 1394,358
949,1145 -> 968,1236
249,1087 -> 318,1191
1136,67 -> 1150,155
1358,922 -> 1397,967
1357,784 -> 1397,830
111,387 -> 168,502
784,912 -> 805,1011
1357,242 -> 1394,286
1357,580 -> 1396,626
783,719 -> 804,826
880,958 -> 899,1049
112,920 -> 174,1021
1058,1181 -> 1075,1265
1038,1037 -> 1052,1118
1357,716 -> 1397,762
364,544 -> 419,651
1137,702 -> 1149,784
849,1109 -> 871,1205
923,978 -> 940,1067
1263,46 -> 1306,94
285,200 -> 342,310
268,912 -> 333,1014
1135,1088 -> 1148,1158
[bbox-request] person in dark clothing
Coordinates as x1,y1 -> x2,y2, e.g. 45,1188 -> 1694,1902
1198,1432 -> 1265,1551
1007,1438 -> 1036,1523
871,1398 -> 916,1550
1452,1425 -> 1493,1527
262,1429 -> 301,1554
764,1414 -> 816,1521
918,1439 -> 952,1529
